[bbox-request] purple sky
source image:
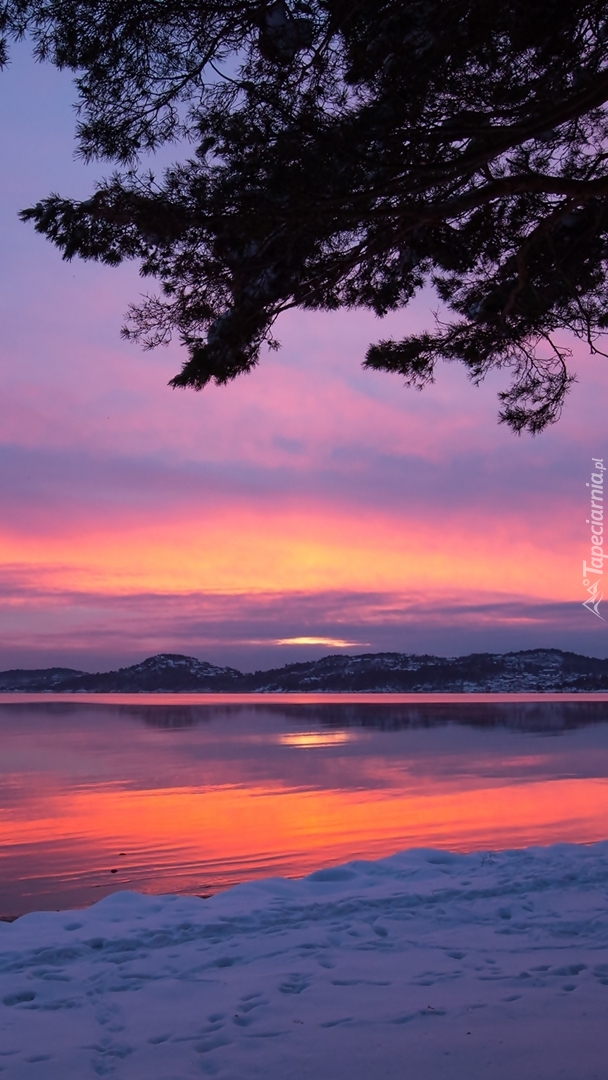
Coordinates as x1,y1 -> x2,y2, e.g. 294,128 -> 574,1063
1,45 -> 608,672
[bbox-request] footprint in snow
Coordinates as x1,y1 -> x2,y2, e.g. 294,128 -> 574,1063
279,974 -> 310,995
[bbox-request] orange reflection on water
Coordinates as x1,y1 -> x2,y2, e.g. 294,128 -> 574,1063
2,700 -> 608,914
3,777 -> 608,905
278,731 -> 354,748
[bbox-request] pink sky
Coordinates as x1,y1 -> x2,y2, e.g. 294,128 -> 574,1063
0,48 -> 607,671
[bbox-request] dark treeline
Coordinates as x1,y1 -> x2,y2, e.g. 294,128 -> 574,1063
3,648 -> 608,692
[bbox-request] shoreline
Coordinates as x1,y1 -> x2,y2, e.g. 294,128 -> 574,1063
4,690 -> 608,703
2,841 -> 608,1079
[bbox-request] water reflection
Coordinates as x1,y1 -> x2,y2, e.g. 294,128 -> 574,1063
1,697 -> 608,915
279,731 -> 355,747
86,699 -> 608,731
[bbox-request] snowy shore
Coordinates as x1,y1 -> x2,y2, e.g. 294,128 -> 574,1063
2,843 -> 608,1079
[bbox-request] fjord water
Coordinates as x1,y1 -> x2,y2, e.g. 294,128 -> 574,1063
2,696 -> 608,915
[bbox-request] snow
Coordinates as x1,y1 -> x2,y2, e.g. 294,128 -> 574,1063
2,842 -> 608,1078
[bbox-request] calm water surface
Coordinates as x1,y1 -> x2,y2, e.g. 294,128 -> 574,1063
2,694 -> 608,915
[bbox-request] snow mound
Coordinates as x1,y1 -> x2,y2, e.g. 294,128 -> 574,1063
2,843 -> 608,1078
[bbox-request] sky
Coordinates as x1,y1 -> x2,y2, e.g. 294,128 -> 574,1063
1,45 -> 608,673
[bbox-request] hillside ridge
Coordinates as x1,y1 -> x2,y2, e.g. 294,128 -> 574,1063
2,648 -> 608,692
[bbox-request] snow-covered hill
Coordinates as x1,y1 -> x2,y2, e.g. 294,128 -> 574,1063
3,648 -> 608,692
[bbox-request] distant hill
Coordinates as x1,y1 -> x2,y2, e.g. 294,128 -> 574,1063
0,667 -> 85,690
3,649 -> 608,692
0,654 -> 242,693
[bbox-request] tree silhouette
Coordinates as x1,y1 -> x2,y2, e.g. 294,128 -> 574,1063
6,1 -> 608,430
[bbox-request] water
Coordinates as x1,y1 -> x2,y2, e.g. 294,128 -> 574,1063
2,694 -> 608,915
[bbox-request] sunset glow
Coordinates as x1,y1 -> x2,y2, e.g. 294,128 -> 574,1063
4,698 -> 607,914
5,778 -> 608,858
2,18 -> 608,1080
275,637 -> 368,647
0,50 -> 607,670
4,767 -> 608,906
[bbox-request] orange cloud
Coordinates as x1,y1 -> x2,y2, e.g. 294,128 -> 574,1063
0,498 -> 579,602
275,636 -> 368,647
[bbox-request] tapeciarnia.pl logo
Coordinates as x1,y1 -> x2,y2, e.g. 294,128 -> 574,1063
582,457 -> 606,620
